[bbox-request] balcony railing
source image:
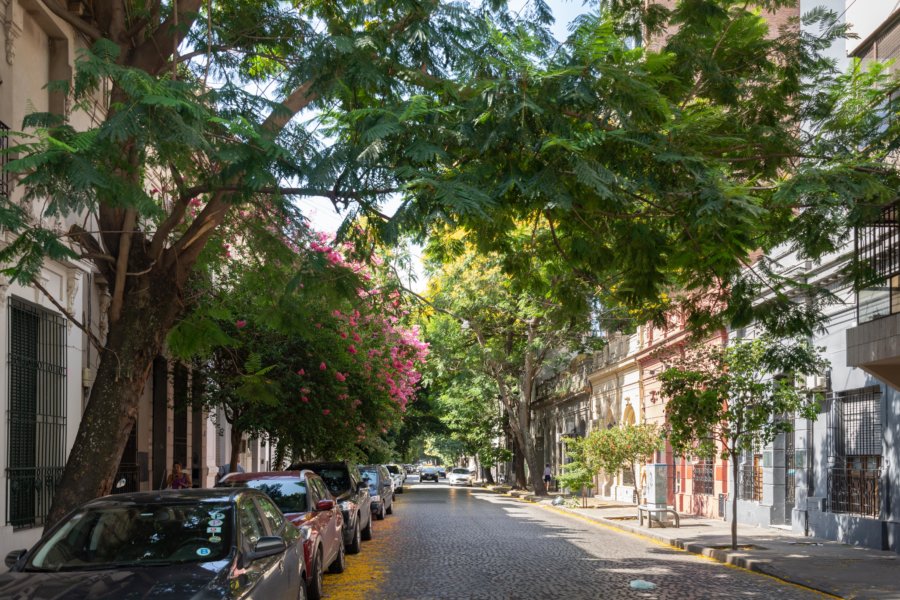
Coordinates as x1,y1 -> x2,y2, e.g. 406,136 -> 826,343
855,201 -> 900,324
828,467 -> 881,518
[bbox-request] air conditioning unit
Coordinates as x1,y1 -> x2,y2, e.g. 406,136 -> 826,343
805,374 -> 826,391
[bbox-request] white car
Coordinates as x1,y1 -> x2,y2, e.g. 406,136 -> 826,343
384,464 -> 405,493
448,468 -> 475,486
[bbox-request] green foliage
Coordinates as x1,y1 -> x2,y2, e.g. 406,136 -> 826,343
557,437 -> 597,501
584,424 -> 663,502
659,336 -> 827,459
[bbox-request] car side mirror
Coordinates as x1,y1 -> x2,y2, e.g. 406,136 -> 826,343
247,536 -> 286,563
5,549 -> 26,569
357,481 -> 367,491
315,499 -> 335,511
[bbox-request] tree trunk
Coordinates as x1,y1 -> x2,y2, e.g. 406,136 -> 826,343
512,439 -> 527,488
484,467 -> 495,485
229,426 -> 242,474
46,271 -> 179,527
731,452 -> 739,550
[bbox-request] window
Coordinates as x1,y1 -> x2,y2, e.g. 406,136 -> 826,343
828,387 -> 882,517
7,297 -> 67,528
740,454 -> 763,502
255,496 -> 284,533
855,201 -> 900,323
693,460 -> 714,496
238,499 -> 266,547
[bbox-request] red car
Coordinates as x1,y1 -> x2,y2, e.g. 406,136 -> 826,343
221,470 -> 344,600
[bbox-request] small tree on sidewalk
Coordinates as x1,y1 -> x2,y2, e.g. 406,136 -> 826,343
586,424 -> 663,505
557,436 -> 597,508
659,336 -> 827,550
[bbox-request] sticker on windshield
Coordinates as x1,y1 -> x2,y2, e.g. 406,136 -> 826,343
206,526 -> 222,533
196,547 -> 212,557
209,535 -> 222,543
209,511 -> 225,520
208,519 -> 223,527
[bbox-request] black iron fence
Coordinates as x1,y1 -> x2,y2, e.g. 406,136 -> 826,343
828,467 -> 881,518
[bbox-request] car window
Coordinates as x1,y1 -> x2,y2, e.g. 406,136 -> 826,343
312,478 -> 331,501
452,468 -> 470,474
238,499 -> 267,548
386,465 -> 400,474
255,496 -> 285,533
241,479 -> 307,514
314,468 -> 351,496
359,468 -> 379,490
28,502 -> 233,570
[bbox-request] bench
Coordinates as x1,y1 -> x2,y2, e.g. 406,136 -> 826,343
637,505 -> 680,528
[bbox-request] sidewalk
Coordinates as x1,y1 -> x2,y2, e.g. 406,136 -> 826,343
483,487 -> 900,599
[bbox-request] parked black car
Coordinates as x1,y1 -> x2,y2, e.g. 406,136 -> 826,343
289,461 -> 373,553
0,488 -> 307,599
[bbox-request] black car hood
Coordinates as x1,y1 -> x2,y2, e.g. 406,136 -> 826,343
0,561 -> 231,600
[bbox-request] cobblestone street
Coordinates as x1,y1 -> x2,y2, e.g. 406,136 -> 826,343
323,479 -> 832,599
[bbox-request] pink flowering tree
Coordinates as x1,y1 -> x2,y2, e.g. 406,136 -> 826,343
169,222 -> 428,465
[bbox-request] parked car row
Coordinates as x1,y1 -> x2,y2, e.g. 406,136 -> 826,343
0,459 -> 407,600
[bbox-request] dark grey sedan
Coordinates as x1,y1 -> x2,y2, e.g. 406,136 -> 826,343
0,488 -> 307,599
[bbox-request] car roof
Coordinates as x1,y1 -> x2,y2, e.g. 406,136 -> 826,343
88,488 -> 246,506
289,461 -> 352,471
221,470 -> 316,484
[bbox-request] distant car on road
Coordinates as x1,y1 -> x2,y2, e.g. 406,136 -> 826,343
420,466 -> 440,482
437,466 -> 447,478
0,489 -> 307,599
220,470 -> 345,600
448,468 -> 476,486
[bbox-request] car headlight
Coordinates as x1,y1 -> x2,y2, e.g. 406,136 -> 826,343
299,525 -> 312,542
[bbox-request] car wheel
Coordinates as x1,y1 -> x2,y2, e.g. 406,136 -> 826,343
376,504 -> 385,520
386,502 -> 393,515
307,552 -> 324,600
328,539 -> 346,574
346,522 -> 361,555
397,486 -> 404,494
297,574 -> 308,600
361,513 -> 373,540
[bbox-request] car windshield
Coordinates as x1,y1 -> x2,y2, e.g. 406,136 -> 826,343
385,465 -> 400,474
452,468 -> 470,474
313,468 -> 351,496
243,480 -> 307,513
422,467 -> 437,473
27,502 -> 233,571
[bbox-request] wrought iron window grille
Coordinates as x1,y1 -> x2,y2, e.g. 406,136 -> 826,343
7,297 -> 67,529
827,387 -> 883,518
693,460 -> 714,496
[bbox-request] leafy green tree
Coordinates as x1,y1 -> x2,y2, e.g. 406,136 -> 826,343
557,436 -> 597,508
585,424 -> 664,505
659,336 -> 827,549
423,232 -> 594,493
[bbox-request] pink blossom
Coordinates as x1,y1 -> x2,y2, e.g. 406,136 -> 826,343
301,396 -> 309,403
297,369 -> 305,376
347,345 -> 357,355
340,332 -> 348,339
335,372 -> 346,382
235,320 -> 247,329
322,409 -> 330,416
320,362 -> 327,371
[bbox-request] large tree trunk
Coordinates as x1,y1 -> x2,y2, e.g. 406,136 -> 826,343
47,270 -> 180,527
511,441 -> 526,488
229,425 -> 242,474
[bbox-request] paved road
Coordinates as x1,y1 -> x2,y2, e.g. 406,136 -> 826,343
323,477 -> 830,599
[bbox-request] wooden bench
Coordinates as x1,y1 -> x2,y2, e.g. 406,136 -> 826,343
637,505 -> 680,528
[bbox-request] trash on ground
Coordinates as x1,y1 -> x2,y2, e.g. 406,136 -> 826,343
630,580 -> 656,590
551,496 -> 565,506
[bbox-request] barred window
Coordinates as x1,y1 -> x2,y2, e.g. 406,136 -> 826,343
7,297 -> 67,528
693,459 -> 714,496
740,454 -> 763,502
828,387 -> 882,517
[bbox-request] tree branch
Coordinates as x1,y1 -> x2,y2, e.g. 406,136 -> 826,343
38,0 -> 104,41
32,279 -> 105,353
109,208 -> 137,323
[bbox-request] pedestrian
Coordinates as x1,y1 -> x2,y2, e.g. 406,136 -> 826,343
543,463 -> 552,492
166,462 -> 192,489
